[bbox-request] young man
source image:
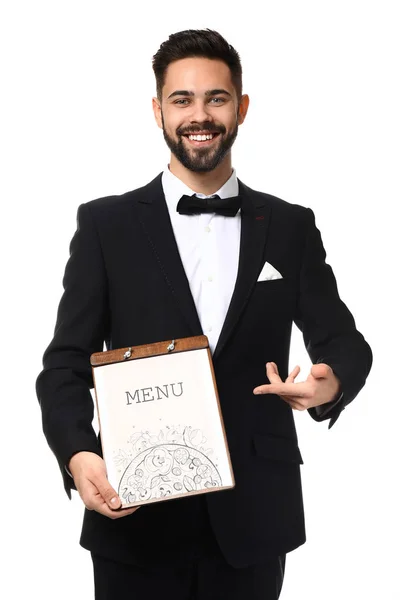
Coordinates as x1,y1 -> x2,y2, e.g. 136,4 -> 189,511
36,29 -> 372,600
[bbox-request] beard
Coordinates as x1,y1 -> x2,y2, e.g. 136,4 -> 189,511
161,114 -> 239,173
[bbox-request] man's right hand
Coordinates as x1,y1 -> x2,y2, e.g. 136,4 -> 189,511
68,451 -> 140,519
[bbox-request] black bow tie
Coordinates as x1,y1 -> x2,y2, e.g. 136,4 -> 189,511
176,194 -> 241,217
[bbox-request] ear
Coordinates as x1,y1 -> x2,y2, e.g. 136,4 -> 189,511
237,94 -> 250,125
152,97 -> 163,129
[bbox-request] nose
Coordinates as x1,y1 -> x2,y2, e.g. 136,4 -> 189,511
188,99 -> 212,124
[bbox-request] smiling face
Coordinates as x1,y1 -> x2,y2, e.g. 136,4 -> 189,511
153,57 -> 249,173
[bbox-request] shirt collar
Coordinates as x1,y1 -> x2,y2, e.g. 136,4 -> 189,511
162,166 -> 239,215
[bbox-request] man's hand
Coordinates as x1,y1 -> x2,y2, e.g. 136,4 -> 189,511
68,451 -> 140,519
253,362 -> 341,411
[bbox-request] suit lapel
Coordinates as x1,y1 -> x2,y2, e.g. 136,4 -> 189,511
134,174 -> 203,336
213,181 -> 271,361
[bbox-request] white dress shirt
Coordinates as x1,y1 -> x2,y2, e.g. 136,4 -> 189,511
162,167 -> 241,354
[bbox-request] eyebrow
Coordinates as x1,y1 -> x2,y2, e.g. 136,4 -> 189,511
167,89 -> 232,99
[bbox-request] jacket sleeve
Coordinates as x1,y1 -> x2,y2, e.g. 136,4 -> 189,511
36,203 -> 110,496
294,208 -> 372,428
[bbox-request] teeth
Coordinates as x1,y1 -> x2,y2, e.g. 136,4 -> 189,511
188,134 -> 214,141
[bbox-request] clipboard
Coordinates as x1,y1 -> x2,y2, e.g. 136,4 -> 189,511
91,335 -> 235,509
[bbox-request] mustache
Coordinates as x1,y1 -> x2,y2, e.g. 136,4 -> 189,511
176,123 -> 226,136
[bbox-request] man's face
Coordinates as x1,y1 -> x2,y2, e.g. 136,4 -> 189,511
153,57 -> 248,173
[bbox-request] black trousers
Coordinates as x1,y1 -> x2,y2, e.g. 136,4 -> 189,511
91,549 -> 286,600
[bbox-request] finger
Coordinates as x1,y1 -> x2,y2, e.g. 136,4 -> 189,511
286,365 -> 301,383
90,472 -> 121,510
93,497 -> 141,519
276,393 -> 305,409
108,506 -> 141,519
80,480 -> 141,518
281,396 -> 308,411
254,382 -> 310,397
311,363 -> 332,380
82,483 -> 141,518
77,478 -> 99,509
265,362 -> 283,383
78,479 -> 109,512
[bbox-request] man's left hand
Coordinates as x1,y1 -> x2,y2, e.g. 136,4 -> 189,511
253,362 -> 341,411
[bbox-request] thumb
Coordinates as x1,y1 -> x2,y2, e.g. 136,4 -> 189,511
95,475 -> 121,510
311,363 -> 331,380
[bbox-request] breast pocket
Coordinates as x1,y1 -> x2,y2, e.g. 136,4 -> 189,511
255,278 -> 288,287
253,277 -> 297,316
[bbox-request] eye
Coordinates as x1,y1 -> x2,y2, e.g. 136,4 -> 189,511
174,98 -> 190,105
209,97 -> 225,104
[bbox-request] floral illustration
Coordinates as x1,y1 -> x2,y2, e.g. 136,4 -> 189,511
115,426 -> 222,505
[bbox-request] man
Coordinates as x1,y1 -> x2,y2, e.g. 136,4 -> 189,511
36,29 -> 372,599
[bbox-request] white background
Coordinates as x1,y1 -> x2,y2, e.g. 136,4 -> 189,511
1,1 -> 399,598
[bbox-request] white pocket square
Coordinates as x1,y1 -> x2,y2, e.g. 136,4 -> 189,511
257,261 -> 283,281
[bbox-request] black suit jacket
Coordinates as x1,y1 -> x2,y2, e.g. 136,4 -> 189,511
36,173 -> 372,568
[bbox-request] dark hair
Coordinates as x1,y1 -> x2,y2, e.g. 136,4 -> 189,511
152,29 -> 242,100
